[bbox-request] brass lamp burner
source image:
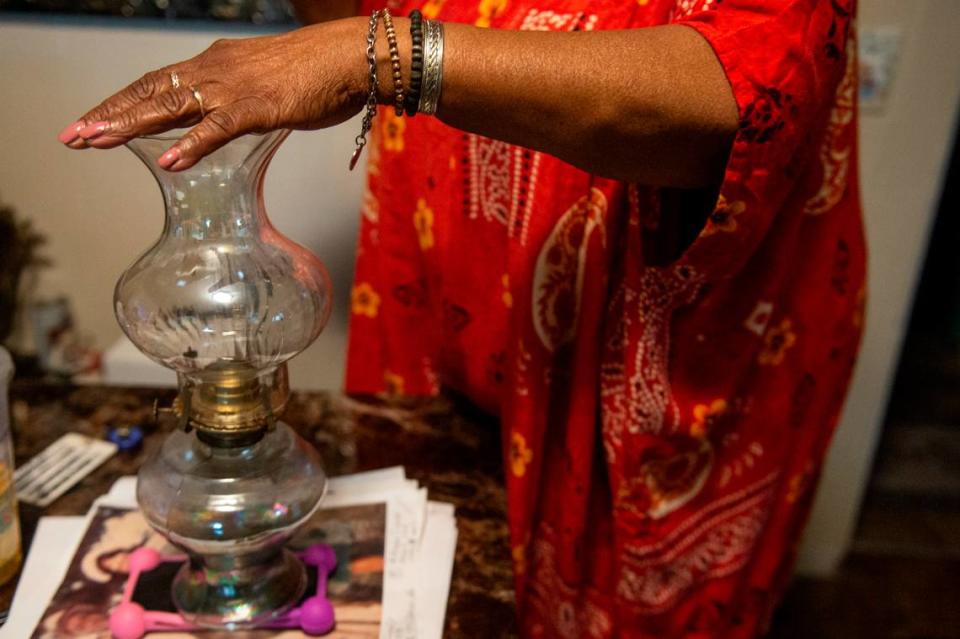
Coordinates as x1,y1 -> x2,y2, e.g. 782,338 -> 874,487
157,363 -> 291,439
183,362 -> 290,436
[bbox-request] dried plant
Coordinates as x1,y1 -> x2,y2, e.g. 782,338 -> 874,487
0,198 -> 51,342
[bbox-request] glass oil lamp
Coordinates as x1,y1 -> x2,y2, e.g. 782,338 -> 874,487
116,130 -> 332,628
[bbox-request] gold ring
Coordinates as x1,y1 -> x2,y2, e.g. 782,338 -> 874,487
191,86 -> 205,118
170,72 -> 181,89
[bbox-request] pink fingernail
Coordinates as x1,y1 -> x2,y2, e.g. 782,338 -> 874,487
78,121 -> 110,140
158,147 -> 181,169
57,121 -> 84,144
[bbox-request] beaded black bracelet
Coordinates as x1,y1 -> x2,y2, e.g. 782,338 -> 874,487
405,9 -> 425,116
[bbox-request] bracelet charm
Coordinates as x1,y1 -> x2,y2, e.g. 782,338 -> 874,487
350,10 -> 382,171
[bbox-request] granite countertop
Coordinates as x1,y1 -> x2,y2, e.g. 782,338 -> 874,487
4,381 -> 517,637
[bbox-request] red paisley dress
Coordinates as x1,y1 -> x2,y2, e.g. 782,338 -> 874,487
347,0 -> 865,636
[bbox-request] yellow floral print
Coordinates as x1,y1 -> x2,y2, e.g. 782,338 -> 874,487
758,318 -> 797,365
785,464 -> 813,503
690,399 -> 727,438
351,282 -> 381,318
475,0 -> 507,27
512,543 -> 526,575
509,431 -> 533,478
422,0 -> 446,19
382,110 -> 405,152
703,195 -> 746,237
383,370 -> 405,395
413,198 -> 435,250
853,285 -> 866,328
502,274 -> 513,308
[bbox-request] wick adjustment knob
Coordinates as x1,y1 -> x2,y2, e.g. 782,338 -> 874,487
152,397 -> 187,431
152,398 -> 175,423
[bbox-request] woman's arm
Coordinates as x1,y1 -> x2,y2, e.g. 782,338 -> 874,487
59,17 -> 738,188
398,20 -> 738,187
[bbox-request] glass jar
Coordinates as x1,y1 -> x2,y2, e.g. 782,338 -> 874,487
0,346 -> 22,585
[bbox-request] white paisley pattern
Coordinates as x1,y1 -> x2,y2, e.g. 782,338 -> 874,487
520,8 -> 598,31
671,0 -> 717,20
618,472 -> 778,613
601,265 -> 704,464
528,525 -> 613,639
531,188 -> 607,352
466,135 -> 541,245
464,7 -> 596,246
467,135 -> 512,226
804,36 -> 857,215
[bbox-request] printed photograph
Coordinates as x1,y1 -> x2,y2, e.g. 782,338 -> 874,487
32,502 -> 387,638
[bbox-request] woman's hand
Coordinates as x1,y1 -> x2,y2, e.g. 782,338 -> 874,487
57,19 -> 368,171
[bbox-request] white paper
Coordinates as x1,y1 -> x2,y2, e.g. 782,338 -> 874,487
0,517 -> 86,639
379,484 -> 428,639
324,466 -> 407,495
5,470 -> 458,639
416,502 -> 458,639
104,474 -> 137,504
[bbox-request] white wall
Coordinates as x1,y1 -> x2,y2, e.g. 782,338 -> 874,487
0,17 -> 365,390
796,0 -> 960,574
1,0 -> 959,575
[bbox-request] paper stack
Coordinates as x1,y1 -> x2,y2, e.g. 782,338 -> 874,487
0,467 -> 457,639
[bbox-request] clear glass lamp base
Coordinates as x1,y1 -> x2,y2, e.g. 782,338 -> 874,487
173,547 -> 307,628
136,421 -> 327,629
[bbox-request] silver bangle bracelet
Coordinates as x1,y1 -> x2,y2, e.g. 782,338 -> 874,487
419,20 -> 445,116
